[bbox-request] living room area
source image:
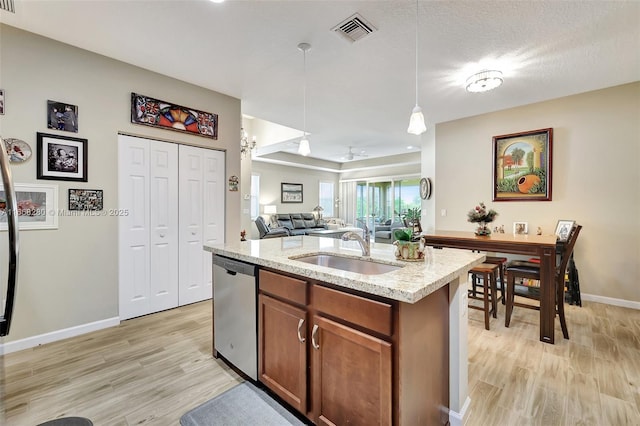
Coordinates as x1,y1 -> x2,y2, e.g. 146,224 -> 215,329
246,143 -> 424,243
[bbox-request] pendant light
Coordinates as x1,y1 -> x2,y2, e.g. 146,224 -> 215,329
407,0 -> 426,135
298,42 -> 311,156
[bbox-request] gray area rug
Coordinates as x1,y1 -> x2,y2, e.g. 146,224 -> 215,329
180,381 -> 306,426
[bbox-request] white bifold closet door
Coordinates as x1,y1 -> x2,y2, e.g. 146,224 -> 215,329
178,145 -> 225,305
119,135 -> 226,320
118,135 -> 179,320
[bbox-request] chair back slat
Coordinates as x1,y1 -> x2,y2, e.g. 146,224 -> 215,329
557,225 -> 582,278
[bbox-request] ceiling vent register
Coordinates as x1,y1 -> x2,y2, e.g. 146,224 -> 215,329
0,0 -> 15,13
332,13 -> 377,43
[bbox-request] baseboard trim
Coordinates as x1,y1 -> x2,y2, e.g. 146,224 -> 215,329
449,396 -> 471,426
581,293 -> 640,310
0,316 -> 120,356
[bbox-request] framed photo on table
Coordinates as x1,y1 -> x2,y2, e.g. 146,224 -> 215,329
555,220 -> 575,242
36,132 -> 88,182
493,128 -> 553,202
513,221 -> 528,235
281,182 -> 303,203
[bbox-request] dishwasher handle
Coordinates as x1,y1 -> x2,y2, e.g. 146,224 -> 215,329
213,255 -> 255,277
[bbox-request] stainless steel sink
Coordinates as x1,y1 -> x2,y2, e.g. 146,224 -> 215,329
291,254 -> 403,275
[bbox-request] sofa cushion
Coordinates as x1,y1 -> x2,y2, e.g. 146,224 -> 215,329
275,214 -> 294,230
292,218 -> 306,229
301,213 -> 317,228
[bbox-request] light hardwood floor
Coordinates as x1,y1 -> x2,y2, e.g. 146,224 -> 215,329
1,302 -> 243,426
2,298 -> 639,425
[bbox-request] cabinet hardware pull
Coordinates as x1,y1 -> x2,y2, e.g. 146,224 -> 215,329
312,324 -> 320,350
297,318 -> 305,343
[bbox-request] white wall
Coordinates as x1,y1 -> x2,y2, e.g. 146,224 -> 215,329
0,25 -> 241,343
433,82 -> 640,302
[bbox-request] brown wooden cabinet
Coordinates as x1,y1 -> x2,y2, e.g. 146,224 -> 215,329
258,270 -> 309,414
258,293 -> 307,413
258,268 -> 450,426
312,315 -> 392,425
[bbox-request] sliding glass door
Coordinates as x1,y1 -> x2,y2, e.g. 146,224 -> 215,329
353,177 -> 420,239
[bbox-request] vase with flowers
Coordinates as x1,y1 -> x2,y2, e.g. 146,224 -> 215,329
467,202 -> 498,236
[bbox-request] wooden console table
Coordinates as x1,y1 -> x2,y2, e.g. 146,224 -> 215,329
422,230 -> 559,344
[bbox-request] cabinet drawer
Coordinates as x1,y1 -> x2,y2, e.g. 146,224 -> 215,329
312,285 -> 393,337
259,269 -> 308,306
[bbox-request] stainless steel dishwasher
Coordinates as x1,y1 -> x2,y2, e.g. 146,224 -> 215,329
213,255 -> 257,380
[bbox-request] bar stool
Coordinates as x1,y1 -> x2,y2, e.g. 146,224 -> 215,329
485,256 -> 507,305
468,262 -> 500,330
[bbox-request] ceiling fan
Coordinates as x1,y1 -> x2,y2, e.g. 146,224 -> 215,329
342,146 -> 369,161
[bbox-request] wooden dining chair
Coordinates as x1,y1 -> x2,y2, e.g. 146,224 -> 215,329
504,224 -> 582,339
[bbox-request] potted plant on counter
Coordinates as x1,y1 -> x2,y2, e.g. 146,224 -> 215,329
392,228 -> 425,261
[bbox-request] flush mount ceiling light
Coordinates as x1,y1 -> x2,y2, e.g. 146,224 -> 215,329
298,42 -> 311,156
466,70 -> 504,93
407,0 -> 426,136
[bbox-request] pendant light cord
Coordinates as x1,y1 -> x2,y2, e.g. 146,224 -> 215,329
303,47 -> 307,138
415,0 -> 419,106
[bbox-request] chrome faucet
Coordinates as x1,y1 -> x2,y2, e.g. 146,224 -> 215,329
342,224 -> 370,257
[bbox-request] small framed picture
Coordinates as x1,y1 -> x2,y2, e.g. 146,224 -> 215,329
555,220 -> 575,242
47,100 -> 78,133
37,132 -> 88,182
513,221 -> 528,235
0,89 -> 5,115
281,182 -> 303,203
0,183 -> 59,230
69,189 -> 103,211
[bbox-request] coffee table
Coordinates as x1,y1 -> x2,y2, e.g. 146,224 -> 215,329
308,229 -> 352,239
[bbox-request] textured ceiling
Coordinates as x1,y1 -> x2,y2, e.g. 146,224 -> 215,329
2,0 -> 639,164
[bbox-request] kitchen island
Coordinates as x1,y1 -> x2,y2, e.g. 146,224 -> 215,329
205,236 -> 484,426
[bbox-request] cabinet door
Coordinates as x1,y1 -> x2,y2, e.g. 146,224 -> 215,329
201,148 -> 225,297
179,145 -> 205,305
149,141 -> 179,313
119,136 -> 180,319
312,315 -> 392,426
118,135 -> 151,320
259,294 -> 307,414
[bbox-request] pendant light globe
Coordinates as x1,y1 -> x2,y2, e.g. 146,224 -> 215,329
407,0 -> 426,136
407,105 -> 427,135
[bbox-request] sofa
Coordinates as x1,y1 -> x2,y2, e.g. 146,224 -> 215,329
274,213 -> 327,236
373,220 -> 407,244
255,216 -> 290,239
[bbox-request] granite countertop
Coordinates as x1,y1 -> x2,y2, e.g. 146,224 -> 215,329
204,236 -> 485,304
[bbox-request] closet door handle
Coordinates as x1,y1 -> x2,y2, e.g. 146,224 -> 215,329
311,324 -> 320,350
159,232 -> 166,238
297,318 -> 305,343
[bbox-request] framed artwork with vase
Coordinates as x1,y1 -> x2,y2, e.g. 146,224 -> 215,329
492,128 -> 553,202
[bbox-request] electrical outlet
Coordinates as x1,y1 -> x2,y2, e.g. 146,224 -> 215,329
441,209 -> 447,216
